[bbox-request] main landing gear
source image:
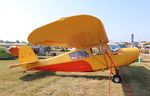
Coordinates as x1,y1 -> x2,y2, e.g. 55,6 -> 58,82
112,74 -> 122,83
111,69 -> 122,83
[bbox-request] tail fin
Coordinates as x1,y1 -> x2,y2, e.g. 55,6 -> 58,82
10,46 -> 39,69
19,45 -> 38,63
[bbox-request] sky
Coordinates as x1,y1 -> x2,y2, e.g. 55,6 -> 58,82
0,0 -> 150,42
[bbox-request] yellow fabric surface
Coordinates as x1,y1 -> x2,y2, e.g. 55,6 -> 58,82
28,15 -> 108,48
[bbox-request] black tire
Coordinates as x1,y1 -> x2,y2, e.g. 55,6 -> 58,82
112,75 -> 122,83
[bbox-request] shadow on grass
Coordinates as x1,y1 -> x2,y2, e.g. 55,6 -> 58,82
20,71 -> 109,81
141,61 -> 150,63
0,58 -> 16,60
120,66 -> 150,96
20,71 -> 56,81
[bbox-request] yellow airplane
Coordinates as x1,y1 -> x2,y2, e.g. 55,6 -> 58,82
10,15 -> 139,83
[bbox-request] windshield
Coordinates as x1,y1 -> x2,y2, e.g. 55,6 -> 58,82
69,50 -> 89,60
109,45 -> 120,52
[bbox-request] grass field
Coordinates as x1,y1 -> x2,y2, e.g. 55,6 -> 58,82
0,54 -> 150,96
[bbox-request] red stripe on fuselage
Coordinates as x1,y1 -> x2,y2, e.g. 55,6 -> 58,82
34,60 -> 93,72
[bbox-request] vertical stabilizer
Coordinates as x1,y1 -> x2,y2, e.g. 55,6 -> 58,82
19,46 -> 39,63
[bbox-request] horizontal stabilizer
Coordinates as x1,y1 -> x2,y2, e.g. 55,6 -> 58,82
9,45 -> 39,70
9,61 -> 38,68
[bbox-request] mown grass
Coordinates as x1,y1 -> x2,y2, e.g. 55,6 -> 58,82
0,54 -> 150,96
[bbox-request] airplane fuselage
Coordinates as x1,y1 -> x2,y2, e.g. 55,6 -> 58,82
26,48 -> 139,72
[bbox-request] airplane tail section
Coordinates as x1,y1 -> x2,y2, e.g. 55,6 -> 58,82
10,46 -> 39,70
19,45 -> 38,63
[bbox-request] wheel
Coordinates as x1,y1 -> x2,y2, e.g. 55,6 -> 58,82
112,75 -> 122,83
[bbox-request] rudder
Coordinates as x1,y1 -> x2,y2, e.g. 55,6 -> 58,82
19,45 -> 39,63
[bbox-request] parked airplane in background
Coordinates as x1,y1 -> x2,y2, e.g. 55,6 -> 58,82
9,46 -> 20,57
10,15 -> 139,83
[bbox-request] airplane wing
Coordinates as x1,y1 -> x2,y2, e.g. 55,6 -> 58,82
28,15 -> 109,48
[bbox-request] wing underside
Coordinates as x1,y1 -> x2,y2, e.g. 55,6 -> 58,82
28,15 -> 109,48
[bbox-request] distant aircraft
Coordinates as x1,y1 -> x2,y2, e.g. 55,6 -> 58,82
10,15 -> 139,83
9,46 -> 20,57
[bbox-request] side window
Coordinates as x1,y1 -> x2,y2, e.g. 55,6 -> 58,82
69,50 -> 89,60
91,47 -> 101,55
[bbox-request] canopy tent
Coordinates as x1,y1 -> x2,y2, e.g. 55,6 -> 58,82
28,15 -> 109,48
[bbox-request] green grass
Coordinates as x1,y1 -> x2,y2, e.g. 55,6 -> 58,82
0,55 -> 150,96
120,63 -> 150,96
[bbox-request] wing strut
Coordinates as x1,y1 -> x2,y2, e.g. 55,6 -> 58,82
99,41 -> 109,68
100,41 -> 122,96
100,42 -> 118,72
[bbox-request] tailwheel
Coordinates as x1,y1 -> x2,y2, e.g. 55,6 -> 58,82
112,74 -> 122,83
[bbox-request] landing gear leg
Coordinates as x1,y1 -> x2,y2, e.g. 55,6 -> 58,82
112,68 -> 122,83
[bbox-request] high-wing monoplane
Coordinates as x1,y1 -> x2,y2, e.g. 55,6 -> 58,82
10,15 -> 139,83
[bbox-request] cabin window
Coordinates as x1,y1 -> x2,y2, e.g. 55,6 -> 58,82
69,50 -> 89,60
91,46 -> 101,55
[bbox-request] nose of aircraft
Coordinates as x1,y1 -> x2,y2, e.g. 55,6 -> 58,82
123,47 -> 139,63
